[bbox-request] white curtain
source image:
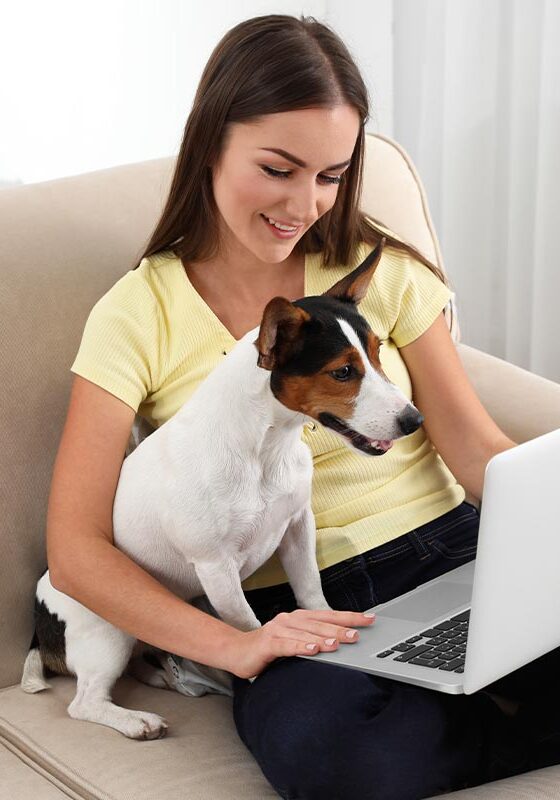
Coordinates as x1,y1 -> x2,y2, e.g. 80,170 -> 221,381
392,0 -> 560,383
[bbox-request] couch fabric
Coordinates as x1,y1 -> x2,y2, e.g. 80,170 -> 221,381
1,133 -> 560,799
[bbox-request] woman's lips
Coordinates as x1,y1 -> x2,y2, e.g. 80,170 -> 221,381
260,213 -> 301,239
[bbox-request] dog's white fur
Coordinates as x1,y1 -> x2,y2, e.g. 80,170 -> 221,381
23,313 -> 415,739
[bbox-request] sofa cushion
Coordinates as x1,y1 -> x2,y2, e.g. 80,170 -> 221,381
2,676 -> 560,800
0,677 -> 278,799
0,742 -> 74,798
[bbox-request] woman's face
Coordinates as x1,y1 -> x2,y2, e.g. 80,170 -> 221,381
210,105 -> 361,265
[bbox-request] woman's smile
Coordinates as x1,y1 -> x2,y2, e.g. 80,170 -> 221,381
259,213 -> 302,239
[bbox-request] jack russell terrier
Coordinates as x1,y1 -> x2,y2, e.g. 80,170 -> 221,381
21,238 -> 424,739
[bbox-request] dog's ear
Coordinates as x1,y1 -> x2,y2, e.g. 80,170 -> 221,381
253,297 -> 311,371
323,237 -> 386,305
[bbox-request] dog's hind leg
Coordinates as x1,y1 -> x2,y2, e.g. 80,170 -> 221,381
66,623 -> 168,740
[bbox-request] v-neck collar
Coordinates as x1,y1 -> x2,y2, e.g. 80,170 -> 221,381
177,251 -> 312,343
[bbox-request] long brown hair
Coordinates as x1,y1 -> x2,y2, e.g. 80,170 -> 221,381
133,13 -> 447,286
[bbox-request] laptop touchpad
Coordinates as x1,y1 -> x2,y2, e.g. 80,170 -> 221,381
377,581 -> 472,623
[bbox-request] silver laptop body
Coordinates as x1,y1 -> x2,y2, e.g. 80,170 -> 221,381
298,427 -> 560,695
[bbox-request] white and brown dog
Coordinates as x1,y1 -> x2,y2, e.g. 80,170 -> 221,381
21,238 -> 423,738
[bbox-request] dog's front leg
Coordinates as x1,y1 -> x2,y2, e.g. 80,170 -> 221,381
277,505 -> 333,611
194,559 -> 261,632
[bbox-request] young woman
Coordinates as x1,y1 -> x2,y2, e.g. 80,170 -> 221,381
49,13 -> 560,799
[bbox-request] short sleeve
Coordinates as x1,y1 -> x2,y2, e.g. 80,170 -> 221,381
70,271 -> 160,412
373,249 -> 453,348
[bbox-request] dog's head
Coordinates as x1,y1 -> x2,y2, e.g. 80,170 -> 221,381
253,237 -> 423,456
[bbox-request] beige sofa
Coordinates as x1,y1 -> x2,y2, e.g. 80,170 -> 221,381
1,133 -> 560,799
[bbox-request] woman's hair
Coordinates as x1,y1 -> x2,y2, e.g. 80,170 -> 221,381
133,13 -> 447,286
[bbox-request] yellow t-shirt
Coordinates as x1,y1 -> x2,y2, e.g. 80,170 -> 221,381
70,238 -> 465,591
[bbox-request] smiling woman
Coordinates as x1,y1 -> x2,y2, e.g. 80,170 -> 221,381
132,16 -> 448,290
203,104 -> 362,274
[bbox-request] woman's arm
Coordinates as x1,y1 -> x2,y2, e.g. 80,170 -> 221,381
399,312 -> 517,502
52,533 -> 245,672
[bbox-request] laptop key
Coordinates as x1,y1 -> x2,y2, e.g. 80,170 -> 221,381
438,658 -> 465,671
409,657 -> 447,668
376,650 -> 396,658
394,645 -> 433,662
433,620 -> 460,631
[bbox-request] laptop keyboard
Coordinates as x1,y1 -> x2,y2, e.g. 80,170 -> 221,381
375,609 -> 470,673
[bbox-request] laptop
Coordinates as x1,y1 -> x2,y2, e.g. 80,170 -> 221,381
298,427 -> 560,695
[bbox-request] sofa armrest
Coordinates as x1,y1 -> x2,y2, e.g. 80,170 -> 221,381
457,343 -> 560,444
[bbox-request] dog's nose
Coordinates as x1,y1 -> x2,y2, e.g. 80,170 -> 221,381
397,405 -> 424,435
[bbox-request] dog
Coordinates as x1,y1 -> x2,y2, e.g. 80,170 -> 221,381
21,237 -> 424,739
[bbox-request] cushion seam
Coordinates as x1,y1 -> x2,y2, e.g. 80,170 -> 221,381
0,736 -> 82,799
0,715 -> 114,800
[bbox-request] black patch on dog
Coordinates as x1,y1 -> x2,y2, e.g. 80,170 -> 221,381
275,295 -> 373,378
33,597 -> 71,677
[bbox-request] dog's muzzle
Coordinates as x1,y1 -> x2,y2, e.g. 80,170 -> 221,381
317,413 -> 394,455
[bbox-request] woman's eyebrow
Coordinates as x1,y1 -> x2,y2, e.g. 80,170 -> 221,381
258,147 -> 352,170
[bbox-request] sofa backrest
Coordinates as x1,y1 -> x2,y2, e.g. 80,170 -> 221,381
0,134 -> 452,688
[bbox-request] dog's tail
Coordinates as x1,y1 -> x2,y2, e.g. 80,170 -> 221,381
21,629 -> 51,693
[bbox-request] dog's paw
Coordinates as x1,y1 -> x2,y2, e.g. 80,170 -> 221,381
121,710 -> 169,740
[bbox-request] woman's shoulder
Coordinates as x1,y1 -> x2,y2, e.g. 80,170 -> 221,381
84,252 -> 179,328
135,248 -> 179,282
118,248 -> 181,305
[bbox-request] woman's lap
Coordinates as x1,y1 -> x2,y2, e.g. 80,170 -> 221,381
232,502 -> 560,799
232,658 -> 527,800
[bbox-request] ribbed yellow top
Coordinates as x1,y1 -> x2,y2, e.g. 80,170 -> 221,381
70,239 -> 464,590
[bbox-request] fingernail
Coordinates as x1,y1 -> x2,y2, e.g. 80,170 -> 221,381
346,630 -> 357,639
364,612 -> 376,618
325,638 -> 336,645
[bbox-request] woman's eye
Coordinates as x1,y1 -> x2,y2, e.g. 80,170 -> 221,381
261,166 -> 342,185
330,365 -> 352,381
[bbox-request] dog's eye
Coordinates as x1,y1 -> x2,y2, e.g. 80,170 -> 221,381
330,365 -> 352,381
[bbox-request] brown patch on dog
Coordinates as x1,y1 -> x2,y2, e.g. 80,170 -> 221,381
255,298 -> 311,370
366,330 -> 385,373
41,648 -> 72,678
274,344 -> 366,419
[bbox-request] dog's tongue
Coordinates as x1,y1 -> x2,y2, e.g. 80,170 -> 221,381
367,439 -> 393,452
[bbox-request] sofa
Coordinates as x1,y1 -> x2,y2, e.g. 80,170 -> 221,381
1,132 -> 560,799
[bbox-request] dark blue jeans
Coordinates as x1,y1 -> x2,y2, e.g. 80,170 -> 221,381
232,501 -> 560,800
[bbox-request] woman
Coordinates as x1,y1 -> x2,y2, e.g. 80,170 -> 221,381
51,13 -> 559,800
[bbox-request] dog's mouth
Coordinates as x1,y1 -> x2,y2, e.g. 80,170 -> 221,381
317,413 -> 393,455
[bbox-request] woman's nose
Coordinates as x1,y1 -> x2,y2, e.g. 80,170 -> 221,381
286,179 -> 321,225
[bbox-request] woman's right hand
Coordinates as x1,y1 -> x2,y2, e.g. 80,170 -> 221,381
232,608 -> 376,680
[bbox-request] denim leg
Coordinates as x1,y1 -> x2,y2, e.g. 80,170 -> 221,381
233,657 -> 533,800
485,646 -> 560,772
